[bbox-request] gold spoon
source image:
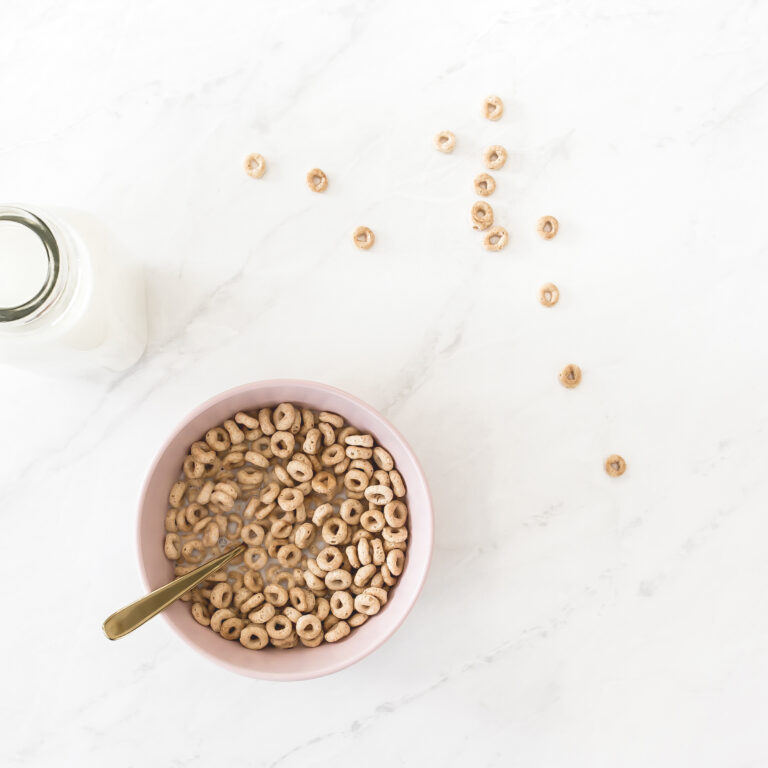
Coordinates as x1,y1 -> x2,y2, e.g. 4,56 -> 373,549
102,543 -> 246,640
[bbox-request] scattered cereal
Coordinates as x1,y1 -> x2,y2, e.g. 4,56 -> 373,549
605,454 -> 627,477
471,201 -> 494,231
483,145 -> 507,170
483,225 -> 508,251
434,130 -> 456,153
474,173 -> 496,197
482,95 -> 504,121
352,226 -> 375,250
306,168 -> 328,192
559,364 -> 582,388
538,283 -> 560,307
244,153 -> 266,179
537,215 -> 559,240
164,403 -> 409,649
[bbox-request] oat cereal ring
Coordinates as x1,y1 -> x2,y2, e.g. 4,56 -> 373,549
244,450 -> 270,469
191,441 -> 216,463
330,590 -> 354,619
474,173 -> 496,197
352,226 -> 375,250
316,546 -> 344,571
263,583 -> 289,607
252,435 -> 273,457
168,481 -> 187,508
483,225 -> 508,251
210,582 -> 233,610
360,508 -> 385,533
244,152 -> 266,179
287,587 -> 310,613
325,620 -> 350,643
260,482 -> 280,505
312,597 -> 330,621
364,484 -> 394,506
344,469 -> 369,494
175,508 -> 191,532
237,468 -> 263,486
537,215 -> 559,240
354,564 -> 377,588
303,428 -> 322,454
257,407 -> 276,436
334,457 -> 351,476
538,282 -> 560,307
322,517 -> 349,545
340,499 -> 364,525
434,130 -> 456,153
300,632 -> 323,648
346,445 -> 372,461
183,456 -> 205,480
605,454 -> 627,477
270,520 -> 293,542
234,411 -> 259,429
210,490 -> 235,511
320,444 -> 346,467
277,544 -> 302,568
345,544 -> 361,569
243,570 -> 264,593
559,363 -> 582,389
210,608 -> 236,633
365,586 -> 388,605
348,612 -> 368,628
222,419 -> 245,445
471,201 -> 494,231
287,458 -> 313,482
383,500 -> 408,528
352,529 -> 373,545
277,487 -> 304,512
306,557 -> 325,578
311,505 -> 334,528
387,547 -> 407,575
482,95 -> 504,121
265,614 -> 292,640
303,570 -> 325,592
300,408 -> 315,433
269,431 -> 294,459
316,424 -> 334,448
271,632 -> 298,649
220,617 -> 245,640
380,563 -> 397,586
295,614 -> 322,641
249,602 -> 276,624
293,521 -> 315,549
305,168 -> 328,193
345,433 -> 373,447
382,526 -> 408,545
325,569 -> 353,591
240,592 -> 265,614
372,470 -> 391,487
311,471 -> 337,495
370,572 -> 384,589
357,537 -> 372,566
370,537 -> 386,566
205,427 -> 230,452
354,592 -> 381,616
191,602 -> 211,626
240,624 -> 269,650
269,402 -> 294,431
202,520 -> 220,548
483,145 -> 507,170
314,411 -> 341,429
244,546 -> 268,571
181,540 -> 204,563
282,607 -> 301,625
165,509 -> 178,533
164,533 -> 181,560
233,587 -> 254,611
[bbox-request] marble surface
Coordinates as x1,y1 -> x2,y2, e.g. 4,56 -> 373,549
2,0 -> 767,765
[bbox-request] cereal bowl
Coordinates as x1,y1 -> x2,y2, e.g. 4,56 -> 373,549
137,379 -> 433,680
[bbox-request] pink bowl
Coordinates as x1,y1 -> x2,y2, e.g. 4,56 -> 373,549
137,379 -> 434,680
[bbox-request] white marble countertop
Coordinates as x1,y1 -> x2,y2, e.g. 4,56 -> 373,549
2,0 -> 767,765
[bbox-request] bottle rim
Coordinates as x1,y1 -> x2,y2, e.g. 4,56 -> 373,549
0,205 -> 60,322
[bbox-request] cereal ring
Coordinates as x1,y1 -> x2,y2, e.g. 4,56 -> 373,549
244,546 -> 268,571
312,503 -> 335,526
330,590 -> 354,619
195,480 -> 215,505
244,153 -> 266,179
210,582 -> 233,609
334,457 -> 351,476
270,431 -> 295,459
538,283 -> 560,307
360,508 -> 385,533
483,145 -> 507,170
474,173 -> 496,197
210,608 -> 236,633
181,540 -> 204,563
220,617 -> 245,640
234,411 -> 259,429
296,614 -> 322,640
483,226 -> 508,251
243,571 -> 264,593
314,597 -> 331,620
325,620 -> 350,643
272,403 -> 296,431
605,454 -> 627,477
168,481 -> 187,508
364,484 -> 393,506
249,602 -> 276,624
266,614 -> 292,640
340,499 -> 363,525
365,586 -> 388,605
165,508 -> 178,533
205,427 -> 230,452
306,168 -> 328,192
288,587 -> 312,613
537,215 -> 559,240
345,445 -> 372,461
270,519 -> 293,540
386,548 -> 404,576
357,537 -> 372,566
380,563 -> 397,586
344,433 -> 372,447
316,546 -> 344,572
370,537 -> 386,566
287,459 -> 313,482
372,446 -> 393,471
277,487 -> 303,512
346,544 -> 361,569
164,533 -> 181,560
382,526 -> 408,544
260,482 -> 280,505
559,364 -> 582,389
303,428 -> 322,455
471,201 -> 494,231
354,592 -> 381,616
482,95 -> 504,121
237,468 -> 263,486
183,456 -> 205,480
223,419 -> 245,445
242,523 -> 266,547
282,606 -> 302,624
318,411 -> 343,428
240,624 -> 269,649
348,612 -> 368,628
293,521 -> 315,549
264,584 -> 289,607
245,450 -> 270,469
277,544 -> 302,567
434,130 -> 456,153
325,569 -> 353,591
320,444 -> 346,467
191,602 -> 210,626
343,469 -> 368,494
353,564 -> 377,587
271,632 -> 298,649
384,500 -> 408,528
210,490 -> 235,511
350,459 -> 374,478
240,592 -> 265,614
322,517 -> 349,545
258,408 -> 276,436
352,226 -> 375,250
303,570 -> 325,592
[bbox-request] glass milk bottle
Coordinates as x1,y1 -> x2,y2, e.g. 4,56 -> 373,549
0,205 -> 146,374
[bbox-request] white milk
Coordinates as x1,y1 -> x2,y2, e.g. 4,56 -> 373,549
0,206 -> 147,374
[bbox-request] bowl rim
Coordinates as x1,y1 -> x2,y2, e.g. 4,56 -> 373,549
135,378 -> 434,680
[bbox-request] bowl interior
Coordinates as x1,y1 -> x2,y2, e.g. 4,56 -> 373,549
137,380 -> 433,680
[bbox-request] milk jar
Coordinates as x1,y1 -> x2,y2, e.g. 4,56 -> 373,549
0,205 -> 146,374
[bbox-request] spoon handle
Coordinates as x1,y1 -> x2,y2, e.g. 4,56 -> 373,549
102,543 -> 246,640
